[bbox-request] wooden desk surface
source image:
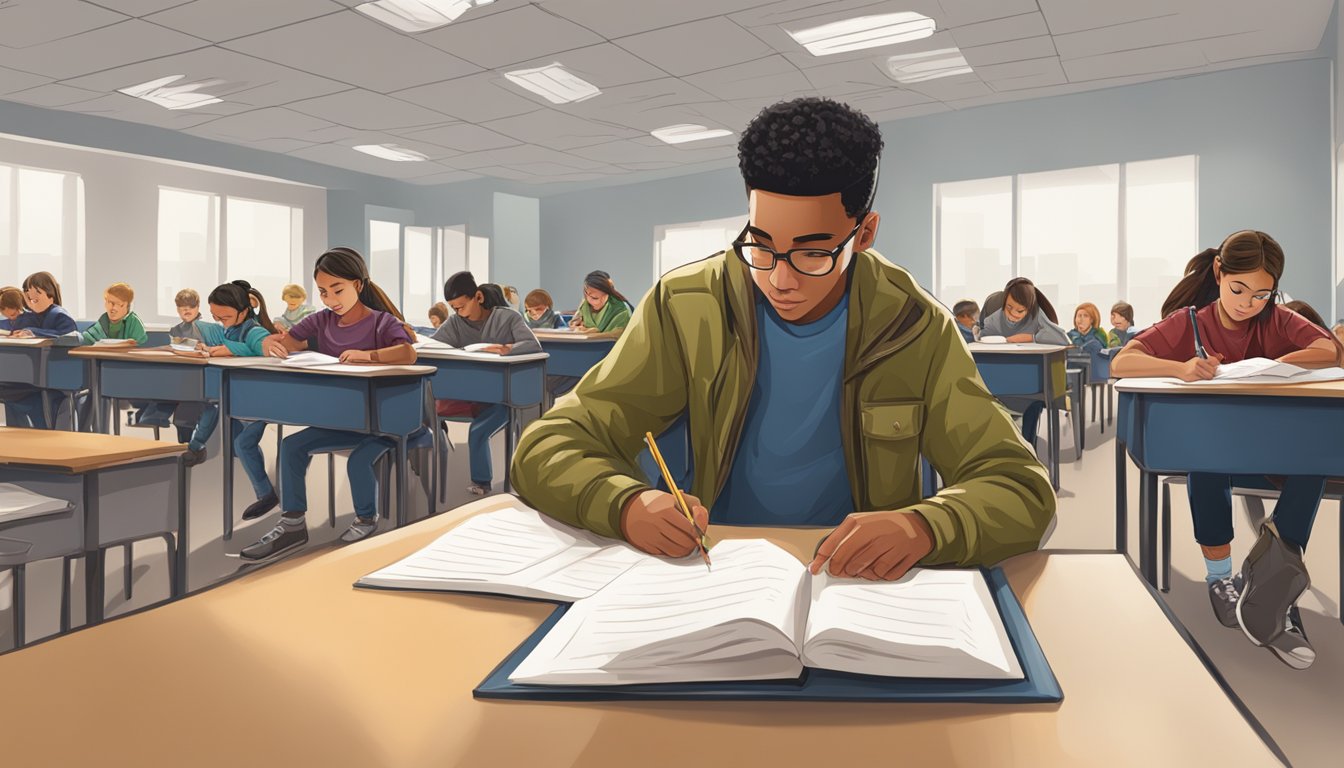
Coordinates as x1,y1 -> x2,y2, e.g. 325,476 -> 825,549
0,336 -> 53,347
1116,377 -> 1344,399
534,330 -> 612,343
69,346 -> 210,364
969,342 -> 1070,355
0,496 -> 1280,767
0,426 -> 185,472
206,356 -> 436,378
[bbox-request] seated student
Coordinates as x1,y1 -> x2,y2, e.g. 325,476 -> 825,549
137,289 -> 219,435
502,285 -> 522,312
427,302 -> 449,330
980,277 -> 1069,446
1,274 -> 80,429
432,272 -> 542,496
0,286 -> 31,427
513,96 -> 1053,583
952,300 -> 979,343
1108,301 -> 1138,347
272,283 -> 315,332
1282,299 -> 1328,330
177,282 -> 276,481
1068,302 -> 1111,352
242,247 -> 418,560
76,282 -> 149,429
1111,231 -> 1339,669
523,289 -> 565,330
1,285 -> 25,330
570,270 -> 632,336
1332,320 -> 1344,345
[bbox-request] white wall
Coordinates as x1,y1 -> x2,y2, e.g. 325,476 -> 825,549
0,133 -> 327,322
492,192 -> 540,298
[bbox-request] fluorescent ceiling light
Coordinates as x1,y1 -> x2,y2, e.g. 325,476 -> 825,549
503,63 -> 600,104
651,124 -> 733,145
117,75 -> 223,110
355,0 -> 495,33
787,12 -> 936,57
353,144 -> 429,162
884,48 -> 973,83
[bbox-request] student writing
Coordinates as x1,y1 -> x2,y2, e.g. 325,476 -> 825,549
570,270 -> 632,337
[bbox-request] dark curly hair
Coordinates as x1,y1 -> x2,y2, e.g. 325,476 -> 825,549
738,97 -> 884,219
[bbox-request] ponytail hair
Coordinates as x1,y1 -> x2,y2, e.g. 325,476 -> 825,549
208,280 -> 278,335
315,246 -> 414,337
1003,277 -> 1058,324
1161,231 -> 1284,321
584,270 -> 631,310
478,283 -> 509,310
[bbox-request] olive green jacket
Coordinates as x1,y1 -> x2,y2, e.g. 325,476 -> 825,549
511,250 -> 1056,567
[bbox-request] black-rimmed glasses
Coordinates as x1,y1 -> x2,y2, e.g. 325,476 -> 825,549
732,220 -> 864,277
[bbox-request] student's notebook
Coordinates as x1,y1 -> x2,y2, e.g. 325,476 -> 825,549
1186,357 -> 1344,385
507,539 -> 1022,686
278,350 -> 342,367
355,505 -> 649,600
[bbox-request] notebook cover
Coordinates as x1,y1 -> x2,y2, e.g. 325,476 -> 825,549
473,567 -> 1062,703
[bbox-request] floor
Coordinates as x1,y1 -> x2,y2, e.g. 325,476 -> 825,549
2,402 -> 1340,767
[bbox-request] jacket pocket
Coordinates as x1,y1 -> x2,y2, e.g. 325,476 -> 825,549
858,401 -> 924,508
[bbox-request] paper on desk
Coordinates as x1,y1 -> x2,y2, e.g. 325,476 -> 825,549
0,336 -> 46,345
278,350 -> 341,367
413,333 -> 454,350
978,335 -> 1007,344
94,338 -> 134,346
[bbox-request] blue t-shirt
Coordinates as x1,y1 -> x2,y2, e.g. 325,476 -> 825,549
714,289 -> 855,526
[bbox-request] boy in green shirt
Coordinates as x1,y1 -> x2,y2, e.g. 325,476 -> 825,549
82,282 -> 148,345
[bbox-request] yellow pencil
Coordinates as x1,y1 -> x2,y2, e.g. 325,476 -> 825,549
644,432 -> 711,568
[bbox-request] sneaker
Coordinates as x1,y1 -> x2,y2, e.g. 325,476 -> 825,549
340,517 -> 378,543
240,519 -> 308,561
466,482 -> 490,496
241,491 -> 279,521
1236,524 -> 1310,646
182,447 -> 207,468
1207,575 -> 1243,628
1266,606 -> 1315,670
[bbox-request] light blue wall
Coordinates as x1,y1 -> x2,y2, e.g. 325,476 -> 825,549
539,58 -> 1335,314
492,193 -> 540,293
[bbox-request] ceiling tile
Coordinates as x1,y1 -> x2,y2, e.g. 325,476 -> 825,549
467,164 -> 537,181
436,143 -> 608,171
740,0 -> 949,62
483,109 -> 642,150
900,72 -> 993,101
287,142 -> 450,178
976,57 -> 1069,86
683,56 -> 812,101
145,0 -> 345,43
62,47 -> 349,109
0,20 -> 204,80
60,93 -> 231,129
1061,42 -> 1209,82
3,83 -> 104,107
936,0 -> 1045,28
727,0 -> 944,30
184,107 -> 339,141
961,36 -> 1059,67
504,43 -> 670,89
1036,0 -> 1174,36
0,66 -> 52,96
569,137 -> 738,166
0,0 -> 125,48
89,0 -> 191,15
399,122 -> 523,152
552,77 -> 726,129
863,100 -> 950,123
828,86 -> 938,114
777,30 -> 963,70
417,5 -> 603,69
949,12 -> 1051,49
393,73 -> 544,123
540,0 -> 773,39
222,11 -> 481,91
288,89 -> 453,130
406,169 -> 483,186
613,17 -> 774,78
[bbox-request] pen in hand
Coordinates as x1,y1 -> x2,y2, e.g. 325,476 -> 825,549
643,431 -> 711,568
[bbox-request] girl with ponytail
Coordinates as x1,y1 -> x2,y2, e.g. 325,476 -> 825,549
243,247 -> 418,560
978,277 -> 1069,448
571,270 -> 633,337
1112,230 -> 1340,667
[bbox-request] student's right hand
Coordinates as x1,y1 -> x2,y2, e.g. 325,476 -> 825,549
620,490 -> 710,558
1006,333 -> 1034,343
1176,352 -> 1222,381
262,334 -> 289,359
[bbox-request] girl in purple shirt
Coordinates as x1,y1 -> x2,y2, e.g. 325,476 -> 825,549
240,247 -> 418,561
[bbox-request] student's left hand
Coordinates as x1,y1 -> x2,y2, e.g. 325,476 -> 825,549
808,510 -> 935,581
480,344 -> 511,354
205,345 -> 232,358
338,349 -> 372,364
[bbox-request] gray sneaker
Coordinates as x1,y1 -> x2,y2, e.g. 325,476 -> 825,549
1207,575 -> 1243,628
1266,606 -> 1315,670
240,520 -> 308,561
1237,524 -> 1310,646
339,517 -> 378,543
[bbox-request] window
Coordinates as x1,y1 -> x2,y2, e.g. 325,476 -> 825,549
156,188 -> 303,321
654,214 -> 746,279
934,156 -> 1197,330
227,197 -> 301,320
934,176 -> 1011,309
440,225 -> 467,282
468,233 -> 490,283
368,219 -> 402,304
404,226 -> 434,322
0,163 -> 86,315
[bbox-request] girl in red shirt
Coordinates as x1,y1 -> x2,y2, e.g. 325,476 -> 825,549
1111,230 -> 1339,669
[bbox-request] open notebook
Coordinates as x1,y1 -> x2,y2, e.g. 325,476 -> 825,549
412,335 -> 503,355
1186,357 -> 1344,385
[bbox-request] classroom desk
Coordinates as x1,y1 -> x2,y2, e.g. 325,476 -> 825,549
142,323 -> 173,347
69,347 -> 217,435
534,330 -> 616,378
1115,378 -> 1344,595
0,336 -> 87,429
209,358 -> 435,540
969,343 -> 1069,489
0,495 -> 1284,767
415,349 -> 548,493
0,427 -> 187,630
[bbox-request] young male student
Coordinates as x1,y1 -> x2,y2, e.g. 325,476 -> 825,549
512,97 -> 1055,579
952,300 -> 979,343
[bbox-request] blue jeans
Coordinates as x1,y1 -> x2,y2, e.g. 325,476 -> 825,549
1020,401 -> 1045,444
188,410 -> 273,499
280,428 -> 392,521
469,403 -> 511,486
1187,473 -> 1324,551
5,390 -> 48,429
137,401 -> 176,426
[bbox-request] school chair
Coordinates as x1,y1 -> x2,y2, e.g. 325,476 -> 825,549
436,415 -> 475,507
0,485 -> 79,651
1158,474 -> 1344,625
307,428 -> 435,530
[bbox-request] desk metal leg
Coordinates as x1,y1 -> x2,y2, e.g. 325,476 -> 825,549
1139,470 -> 1158,587
1115,437 -> 1127,554
220,375 -> 234,542
175,457 -> 188,597
1077,377 -> 1086,454
123,542 -> 133,599
503,408 -> 517,492
60,557 -> 71,634
67,392 -> 78,432
1048,402 -> 1060,490
91,368 -> 103,434
40,391 -> 53,431
12,564 -> 24,650
395,436 -> 409,528
85,546 -> 105,626
1161,479 -> 1171,593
